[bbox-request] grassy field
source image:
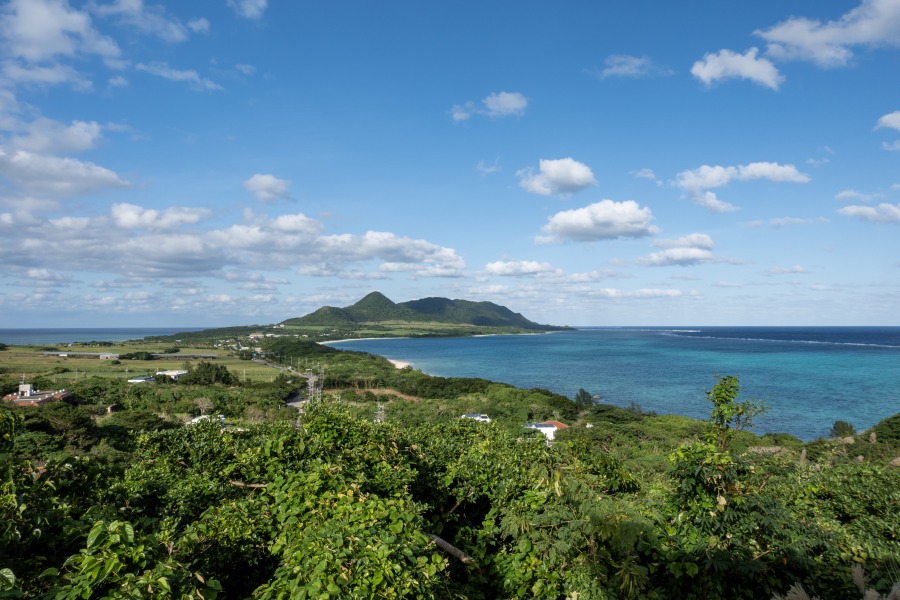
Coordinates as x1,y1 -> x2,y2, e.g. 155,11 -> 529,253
0,341 -> 284,384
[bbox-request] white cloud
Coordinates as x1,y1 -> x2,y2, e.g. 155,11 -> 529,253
631,168 -> 659,182
0,0 -> 120,63
756,0 -> 900,68
538,199 -> 659,243
228,0 -> 268,20
23,268 -> 72,284
9,118 -> 102,154
111,203 -> 212,230
594,54 -> 669,79
876,111 -> 900,130
836,189 -> 885,202
451,91 -> 527,121
187,18 -> 210,34
476,159 -> 500,175
482,91 -> 527,117
135,62 -> 223,91
674,161 -> 810,211
744,216 -> 828,228
883,140 -> 900,151
653,233 -> 714,250
517,157 -> 597,196
639,233 -> 716,266
838,203 -> 900,222
450,103 -> 473,122
691,47 -> 784,89
590,288 -> 683,299
767,265 -> 807,275
0,148 -> 129,197
318,231 -> 465,276
90,0 -> 191,43
484,260 -> 557,276
108,75 -> 128,87
243,173 -> 291,202
235,63 -> 255,75
640,247 -> 716,266
1,60 -> 92,90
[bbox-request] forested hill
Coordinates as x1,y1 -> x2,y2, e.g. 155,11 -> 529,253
281,291 -> 569,331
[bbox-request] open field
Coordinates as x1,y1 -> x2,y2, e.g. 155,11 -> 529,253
0,341 -> 284,384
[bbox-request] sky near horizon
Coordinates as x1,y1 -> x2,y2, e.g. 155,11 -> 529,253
0,0 -> 898,328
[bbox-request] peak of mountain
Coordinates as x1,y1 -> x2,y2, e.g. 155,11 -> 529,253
283,292 -> 566,331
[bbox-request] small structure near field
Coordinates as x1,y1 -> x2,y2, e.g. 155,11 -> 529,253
461,413 -> 491,422
525,420 -> 570,442
3,380 -> 72,407
155,369 -> 189,381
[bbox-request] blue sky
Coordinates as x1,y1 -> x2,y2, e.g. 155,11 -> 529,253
0,0 -> 898,327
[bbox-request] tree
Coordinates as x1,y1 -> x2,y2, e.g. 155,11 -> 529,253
574,388 -> 593,409
194,397 -> 214,416
705,375 -> 765,452
830,419 -> 856,438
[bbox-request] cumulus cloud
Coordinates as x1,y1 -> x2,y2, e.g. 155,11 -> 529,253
0,0 -> 121,64
838,203 -> 900,222
243,173 -> 291,202
451,91 -> 527,121
484,260 -> 558,276
876,111 -> 900,130
691,48 -> 784,89
228,0 -> 268,19
136,62 -> 223,91
517,157 -> 597,196
755,0 -> 900,68
538,199 -> 659,243
0,148 -> 129,197
674,161 -> 810,212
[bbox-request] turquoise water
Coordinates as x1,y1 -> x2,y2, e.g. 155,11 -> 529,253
329,327 -> 900,441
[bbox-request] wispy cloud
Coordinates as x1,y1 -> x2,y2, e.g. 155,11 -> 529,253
592,54 -> 671,79
451,91 -> 527,121
136,62 -> 223,91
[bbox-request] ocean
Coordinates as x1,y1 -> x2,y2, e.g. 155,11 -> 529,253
328,327 -> 900,441
0,328 -> 206,346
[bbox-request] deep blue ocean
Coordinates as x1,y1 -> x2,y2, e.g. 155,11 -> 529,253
0,328 -> 206,345
329,327 -> 900,441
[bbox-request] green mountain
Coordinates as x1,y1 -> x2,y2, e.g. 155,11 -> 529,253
282,291 -> 566,331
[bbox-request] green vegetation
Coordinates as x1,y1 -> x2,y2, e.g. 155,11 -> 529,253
165,291 -> 572,345
1,338 -> 899,599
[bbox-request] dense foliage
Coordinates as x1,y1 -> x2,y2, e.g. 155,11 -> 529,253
2,348 -> 899,599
